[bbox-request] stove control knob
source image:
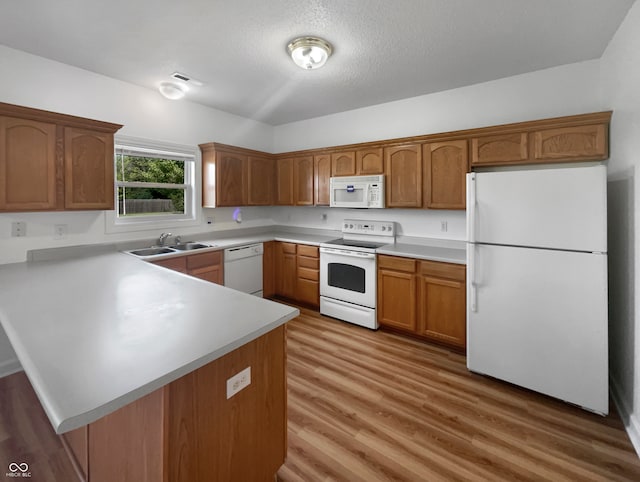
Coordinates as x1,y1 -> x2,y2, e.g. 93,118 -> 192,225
349,224 -> 354,229
381,226 -> 386,231
344,223 -> 348,229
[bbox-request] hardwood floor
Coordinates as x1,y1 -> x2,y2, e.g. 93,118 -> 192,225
1,306 -> 639,481
277,307 -> 640,482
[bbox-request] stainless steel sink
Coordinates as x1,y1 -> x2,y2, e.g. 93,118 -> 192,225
170,242 -> 209,251
129,247 -> 176,257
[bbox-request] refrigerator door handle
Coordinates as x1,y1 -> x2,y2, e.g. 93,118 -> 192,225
468,243 -> 477,312
467,173 -> 476,243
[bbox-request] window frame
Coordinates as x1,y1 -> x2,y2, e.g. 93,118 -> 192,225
106,136 -> 200,234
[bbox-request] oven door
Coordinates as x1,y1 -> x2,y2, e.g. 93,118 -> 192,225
320,247 -> 376,308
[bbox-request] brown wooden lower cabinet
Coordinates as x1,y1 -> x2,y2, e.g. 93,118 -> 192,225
377,254 -> 466,350
152,251 -> 223,285
271,241 -> 319,308
62,325 -> 286,482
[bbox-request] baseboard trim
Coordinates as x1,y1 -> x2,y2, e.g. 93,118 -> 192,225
0,358 -> 22,378
610,375 -> 640,457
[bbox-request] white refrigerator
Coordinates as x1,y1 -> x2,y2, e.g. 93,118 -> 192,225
466,164 -> 608,415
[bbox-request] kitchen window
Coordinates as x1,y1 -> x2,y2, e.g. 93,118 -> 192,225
108,137 -> 198,232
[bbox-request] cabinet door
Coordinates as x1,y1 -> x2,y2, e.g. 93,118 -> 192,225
314,154 -> 331,206
296,245 -> 319,307
532,124 -> 607,162
216,150 -> 247,206
356,147 -> 384,175
189,265 -> 223,285
384,144 -> 422,208
275,158 -> 294,205
275,242 -> 297,298
471,132 -> 528,166
201,147 -> 216,207
331,151 -> 356,177
417,261 -> 466,349
377,256 -> 417,331
63,427 -> 88,480
247,156 -> 274,205
293,156 -> 314,206
423,140 -> 468,210
0,116 -> 58,211
64,127 -> 114,210
152,256 -> 187,273
263,241 -> 276,298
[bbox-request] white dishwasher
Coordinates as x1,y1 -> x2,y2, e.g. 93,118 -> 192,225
224,243 -> 264,297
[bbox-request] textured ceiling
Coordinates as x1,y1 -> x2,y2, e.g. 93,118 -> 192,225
0,0 -> 634,125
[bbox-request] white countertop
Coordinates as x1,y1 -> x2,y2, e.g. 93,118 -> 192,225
0,253 -> 299,434
377,238 -> 467,264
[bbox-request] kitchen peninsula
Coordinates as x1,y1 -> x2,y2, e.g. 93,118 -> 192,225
0,252 -> 299,481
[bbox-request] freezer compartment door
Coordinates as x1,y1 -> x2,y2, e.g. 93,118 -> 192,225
467,164 -> 607,252
467,243 -> 608,414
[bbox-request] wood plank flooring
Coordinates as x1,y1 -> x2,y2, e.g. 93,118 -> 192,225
1,306 -> 639,481
277,307 -> 640,482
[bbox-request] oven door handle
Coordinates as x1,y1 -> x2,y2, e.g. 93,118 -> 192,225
320,247 -> 376,259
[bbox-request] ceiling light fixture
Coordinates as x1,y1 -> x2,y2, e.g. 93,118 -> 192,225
287,36 -> 333,70
158,81 -> 188,100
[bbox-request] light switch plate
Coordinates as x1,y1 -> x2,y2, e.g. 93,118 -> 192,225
226,366 -> 251,399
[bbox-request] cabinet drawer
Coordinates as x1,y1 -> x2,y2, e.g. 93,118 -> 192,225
419,260 -> 465,281
152,257 -> 187,273
187,251 -> 222,270
297,256 -> 319,270
377,255 -> 416,273
297,244 -> 319,258
297,267 -> 319,281
281,242 -> 297,254
297,278 -> 319,306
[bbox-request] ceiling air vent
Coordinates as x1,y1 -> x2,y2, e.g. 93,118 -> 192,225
171,72 -> 204,86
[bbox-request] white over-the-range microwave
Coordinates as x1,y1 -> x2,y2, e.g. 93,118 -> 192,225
329,175 -> 385,208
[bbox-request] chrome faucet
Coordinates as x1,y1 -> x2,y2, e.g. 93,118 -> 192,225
174,235 -> 182,245
158,232 -> 172,246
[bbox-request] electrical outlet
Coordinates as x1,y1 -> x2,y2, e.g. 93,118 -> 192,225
440,220 -> 448,232
11,222 -> 26,237
206,216 -> 214,225
226,366 -> 251,399
54,224 -> 68,240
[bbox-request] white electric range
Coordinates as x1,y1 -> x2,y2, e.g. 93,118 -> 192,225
319,219 -> 395,329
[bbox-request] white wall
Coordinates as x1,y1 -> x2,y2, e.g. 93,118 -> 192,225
600,0 -> 640,454
273,60 -> 604,152
271,206 -> 466,240
0,46 -> 277,264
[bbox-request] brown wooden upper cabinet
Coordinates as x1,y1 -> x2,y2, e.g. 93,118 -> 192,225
247,155 -> 274,206
0,102 -> 122,213
532,124 -> 607,162
64,127 -> 115,210
356,147 -> 384,175
0,116 -> 58,211
314,154 -> 331,206
384,143 -> 422,208
198,111 -> 610,209
331,148 -> 384,176
471,132 -> 529,167
293,156 -> 314,206
330,150 -> 356,176
212,149 -> 247,207
200,143 -> 275,207
423,140 -> 468,210
470,112 -> 610,167
275,157 -> 294,205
